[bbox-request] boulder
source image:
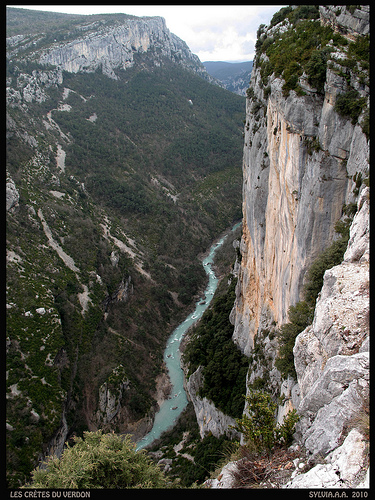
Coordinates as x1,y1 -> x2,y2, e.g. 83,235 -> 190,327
205,460 -> 237,489
298,352 -> 369,415
285,429 -> 368,488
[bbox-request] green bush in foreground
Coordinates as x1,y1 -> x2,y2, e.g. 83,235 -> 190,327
25,431 -> 169,489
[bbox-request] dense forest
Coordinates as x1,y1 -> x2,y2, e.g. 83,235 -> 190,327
184,278 -> 249,418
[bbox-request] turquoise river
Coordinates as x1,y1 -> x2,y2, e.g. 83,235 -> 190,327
136,222 -> 241,450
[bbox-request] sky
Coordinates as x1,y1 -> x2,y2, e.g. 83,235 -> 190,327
8,4 -> 286,62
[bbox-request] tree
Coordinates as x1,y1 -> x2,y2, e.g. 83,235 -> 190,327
234,390 -> 299,454
24,431 -> 169,489
334,89 -> 367,124
305,49 -> 329,93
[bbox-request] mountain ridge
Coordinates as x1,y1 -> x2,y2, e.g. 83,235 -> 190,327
7,6 -> 214,83
203,60 -> 253,96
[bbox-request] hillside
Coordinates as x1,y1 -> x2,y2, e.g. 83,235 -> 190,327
6,7 -> 245,486
204,60 -> 253,95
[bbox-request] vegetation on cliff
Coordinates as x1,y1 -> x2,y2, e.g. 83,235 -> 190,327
234,390 -> 299,453
256,3 -> 369,114
183,278 -> 249,418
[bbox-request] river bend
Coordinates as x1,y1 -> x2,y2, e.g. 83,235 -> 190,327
136,222 -> 240,450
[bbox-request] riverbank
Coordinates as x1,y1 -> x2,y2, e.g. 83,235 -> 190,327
136,220 -> 242,450
197,220 -> 242,262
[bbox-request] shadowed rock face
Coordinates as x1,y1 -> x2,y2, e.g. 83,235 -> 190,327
186,365 -> 240,440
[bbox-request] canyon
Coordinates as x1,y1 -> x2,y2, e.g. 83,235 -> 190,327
6,7 -> 244,486
6,5 -> 370,490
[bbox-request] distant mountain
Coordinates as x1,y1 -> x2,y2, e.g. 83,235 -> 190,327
203,61 -> 253,96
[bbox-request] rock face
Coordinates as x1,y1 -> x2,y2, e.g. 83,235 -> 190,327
231,6 -> 369,355
320,5 -> 369,41
231,75 -> 368,356
292,187 -> 369,461
286,429 -> 369,488
186,366 -> 240,440
13,15 -> 210,82
221,5 -> 370,489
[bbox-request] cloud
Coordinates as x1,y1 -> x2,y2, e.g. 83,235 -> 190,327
164,5 -> 284,61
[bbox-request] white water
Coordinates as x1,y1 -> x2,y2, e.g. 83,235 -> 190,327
136,222 -> 241,450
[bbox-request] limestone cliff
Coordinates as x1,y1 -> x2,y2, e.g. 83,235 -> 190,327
185,365 -> 240,440
215,5 -> 370,489
8,12 -> 211,82
231,5 -> 369,353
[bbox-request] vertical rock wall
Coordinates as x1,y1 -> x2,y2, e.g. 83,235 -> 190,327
229,4 -> 370,477
231,16 -> 369,356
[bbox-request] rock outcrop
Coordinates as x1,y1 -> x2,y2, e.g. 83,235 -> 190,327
96,365 -> 130,426
319,5 -> 369,41
286,429 -> 369,488
291,186 -> 369,461
6,174 -> 20,212
186,366 -> 240,440
9,14 -> 210,82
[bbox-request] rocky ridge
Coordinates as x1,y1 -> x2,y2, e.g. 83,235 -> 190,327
7,10 -> 212,82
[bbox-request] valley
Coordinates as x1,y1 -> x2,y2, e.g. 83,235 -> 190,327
6,5 -> 369,490
6,7 -> 245,487
203,60 -> 253,96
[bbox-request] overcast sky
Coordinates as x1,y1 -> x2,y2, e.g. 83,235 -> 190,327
9,4 -> 285,62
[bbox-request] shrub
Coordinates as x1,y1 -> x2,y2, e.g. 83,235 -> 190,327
256,6 -> 350,96
305,48 -> 330,93
25,431 -> 169,489
348,34 -> 369,66
275,301 -> 313,378
303,236 -> 349,304
334,89 -> 367,124
269,6 -> 293,27
360,110 -> 369,139
234,390 -> 299,453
